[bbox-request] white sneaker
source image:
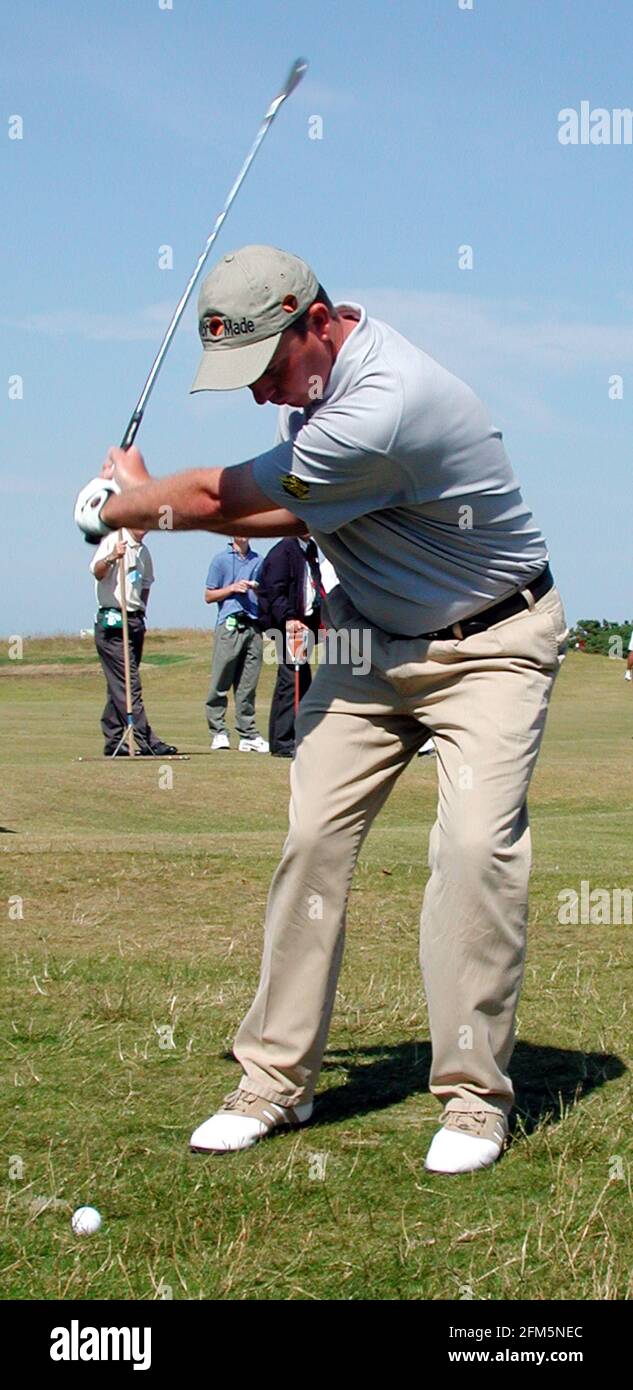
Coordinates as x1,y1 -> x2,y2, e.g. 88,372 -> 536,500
211,732 -> 230,750
238,735 -> 269,753
417,737 -> 436,757
190,1087 -> 313,1152
424,1107 -> 508,1174
625,671 -> 632,682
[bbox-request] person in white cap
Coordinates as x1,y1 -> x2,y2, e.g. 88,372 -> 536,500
75,244 -> 568,1175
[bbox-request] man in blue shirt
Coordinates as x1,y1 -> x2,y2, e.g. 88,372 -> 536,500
204,536 -> 268,752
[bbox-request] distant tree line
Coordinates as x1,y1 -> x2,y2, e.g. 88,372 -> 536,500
569,619 -> 632,656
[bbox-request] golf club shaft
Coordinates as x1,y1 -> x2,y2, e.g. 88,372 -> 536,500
120,57 -> 308,452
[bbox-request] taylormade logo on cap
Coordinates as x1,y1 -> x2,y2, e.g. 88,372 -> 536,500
200,316 -> 256,341
191,244 -> 320,392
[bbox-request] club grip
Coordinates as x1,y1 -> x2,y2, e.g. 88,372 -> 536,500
83,413 -> 141,541
120,412 -> 143,452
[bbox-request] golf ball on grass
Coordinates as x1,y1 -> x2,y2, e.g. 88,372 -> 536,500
71,1205 -> 102,1236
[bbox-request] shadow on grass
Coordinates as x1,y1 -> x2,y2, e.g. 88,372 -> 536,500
306,1040 -> 626,1138
219,1039 -> 625,1143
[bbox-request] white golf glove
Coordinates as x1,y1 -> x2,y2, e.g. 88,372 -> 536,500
74,476 -> 120,540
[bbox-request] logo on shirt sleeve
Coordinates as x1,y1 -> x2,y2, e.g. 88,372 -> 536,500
281,473 -> 310,501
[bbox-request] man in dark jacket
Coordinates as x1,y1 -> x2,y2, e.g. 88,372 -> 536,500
257,536 -> 322,757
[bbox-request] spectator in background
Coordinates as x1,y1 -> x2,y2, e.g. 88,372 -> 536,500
257,536 -> 322,758
625,630 -> 633,681
204,536 -> 269,752
91,528 -> 178,757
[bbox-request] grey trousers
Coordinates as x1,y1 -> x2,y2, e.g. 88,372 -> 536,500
205,621 -> 264,738
93,614 -> 157,752
233,584 -> 568,1118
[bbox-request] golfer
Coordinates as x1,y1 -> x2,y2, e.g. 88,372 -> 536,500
79,245 -> 568,1173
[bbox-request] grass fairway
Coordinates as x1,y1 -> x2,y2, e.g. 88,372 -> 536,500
1,630 -> 632,1302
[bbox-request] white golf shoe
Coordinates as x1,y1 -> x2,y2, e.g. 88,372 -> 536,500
190,1087 -> 313,1153
424,1107 -> 508,1174
238,735 -> 269,753
211,732 -> 230,750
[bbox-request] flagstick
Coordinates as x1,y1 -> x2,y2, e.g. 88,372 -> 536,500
118,535 -> 135,755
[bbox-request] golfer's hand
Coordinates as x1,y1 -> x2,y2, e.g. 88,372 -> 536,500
101,446 -> 151,492
113,539 -> 127,560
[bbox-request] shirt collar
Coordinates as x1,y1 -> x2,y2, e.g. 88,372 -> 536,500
318,303 -> 367,407
228,542 -> 254,559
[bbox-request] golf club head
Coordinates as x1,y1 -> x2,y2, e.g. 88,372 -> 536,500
267,57 -> 308,117
284,57 -> 308,96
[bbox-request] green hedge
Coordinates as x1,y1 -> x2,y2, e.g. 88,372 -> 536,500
569,619 -> 632,656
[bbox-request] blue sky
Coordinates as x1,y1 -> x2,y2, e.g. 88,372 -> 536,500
2,0 -> 632,635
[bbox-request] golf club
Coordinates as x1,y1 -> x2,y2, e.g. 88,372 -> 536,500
90,57 -> 308,754
82,55 -> 307,554
119,55 -> 308,455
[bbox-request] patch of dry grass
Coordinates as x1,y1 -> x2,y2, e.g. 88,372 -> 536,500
1,635 -> 632,1299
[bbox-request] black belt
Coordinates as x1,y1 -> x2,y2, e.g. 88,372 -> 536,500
419,565 -> 554,642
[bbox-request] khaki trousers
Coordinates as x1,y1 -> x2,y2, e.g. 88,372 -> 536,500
233,583 -> 568,1119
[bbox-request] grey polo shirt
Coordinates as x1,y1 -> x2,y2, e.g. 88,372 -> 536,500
251,304 -> 549,636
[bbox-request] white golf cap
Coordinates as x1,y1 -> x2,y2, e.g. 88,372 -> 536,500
190,244 -> 320,392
